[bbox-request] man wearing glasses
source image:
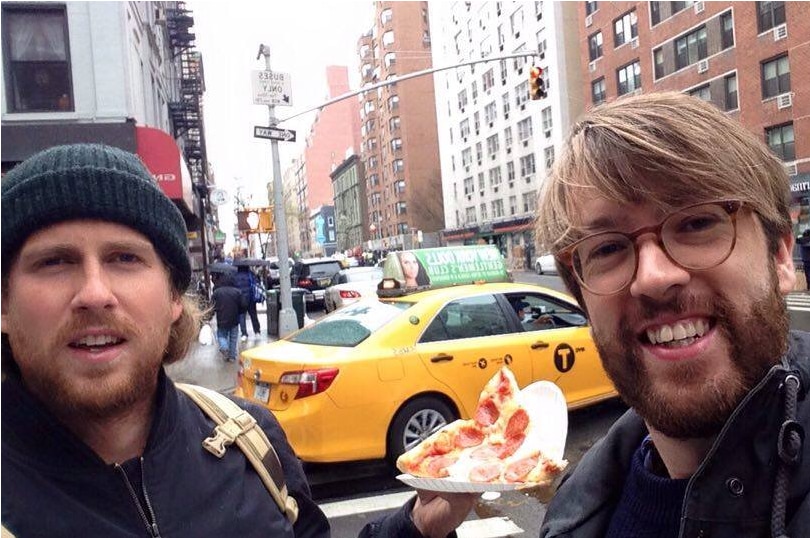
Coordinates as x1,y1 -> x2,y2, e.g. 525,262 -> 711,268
535,92 -> 809,537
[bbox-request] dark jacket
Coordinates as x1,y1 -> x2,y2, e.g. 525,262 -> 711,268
233,268 -> 257,302
540,330 -> 810,538
212,273 -> 246,328
1,369 -> 422,537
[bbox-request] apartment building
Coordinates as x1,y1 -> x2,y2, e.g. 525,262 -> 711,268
580,1 -> 809,234
430,1 -> 584,268
358,1 -> 444,253
331,154 -> 368,254
1,1 -> 219,275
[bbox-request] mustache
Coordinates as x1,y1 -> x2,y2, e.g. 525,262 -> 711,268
56,310 -> 140,344
626,292 -> 728,326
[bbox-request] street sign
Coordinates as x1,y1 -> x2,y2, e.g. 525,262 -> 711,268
251,70 -> 293,107
209,188 -> 229,206
254,126 -> 297,142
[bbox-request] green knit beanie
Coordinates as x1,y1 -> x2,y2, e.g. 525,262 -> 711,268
1,143 -> 191,290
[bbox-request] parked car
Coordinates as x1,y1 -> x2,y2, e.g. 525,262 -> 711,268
534,253 -> 557,275
266,257 -> 293,287
236,280 -> 615,464
290,258 -> 343,308
324,266 -> 384,313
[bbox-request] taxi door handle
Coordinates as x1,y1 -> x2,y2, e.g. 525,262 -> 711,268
531,341 -> 550,350
431,353 -> 454,363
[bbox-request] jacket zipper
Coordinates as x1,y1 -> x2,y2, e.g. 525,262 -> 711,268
676,362 -> 787,537
115,457 -> 162,538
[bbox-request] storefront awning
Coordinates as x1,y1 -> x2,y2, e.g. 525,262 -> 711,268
135,126 -> 195,216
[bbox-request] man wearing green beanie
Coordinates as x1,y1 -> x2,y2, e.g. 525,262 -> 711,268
1,143 -> 474,537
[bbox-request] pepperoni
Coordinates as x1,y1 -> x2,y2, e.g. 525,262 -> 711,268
505,408 -> 530,438
469,461 -> 503,483
424,454 -> 458,478
456,424 -> 485,448
475,397 -> 499,426
504,454 -> 540,482
470,444 -> 499,460
429,430 -> 455,455
496,433 -> 525,458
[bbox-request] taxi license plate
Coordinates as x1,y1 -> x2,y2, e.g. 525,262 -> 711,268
318,278 -> 331,286
253,382 -> 270,403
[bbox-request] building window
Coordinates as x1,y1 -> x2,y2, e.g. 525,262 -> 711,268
464,176 -> 474,195
617,60 -> 641,95
653,48 -> 664,79
515,81 -> 529,106
382,30 -> 395,47
492,199 -> 505,218
384,52 -> 396,69
670,1 -> 694,14
483,69 -> 495,92
458,89 -> 468,110
389,116 -> 401,131
650,1 -> 661,25
588,31 -> 603,61
391,138 -> 403,151
388,95 -> 399,110
688,84 -> 711,102
489,167 -> 503,186
509,195 -> 518,215
502,92 -> 510,117
541,107 -> 552,133
517,118 -> 533,141
591,78 -> 606,105
766,123 -> 794,161
397,222 -> 409,234
520,154 -> 536,176
724,74 -> 738,111
614,10 -> 638,47
476,142 -> 483,162
523,191 -> 537,212
585,1 -> 598,16
544,146 -> 555,169
380,8 -> 393,25
462,148 -> 472,167
721,11 -> 734,49
510,7 -> 524,36
761,54 -> 790,99
396,202 -> 407,215
3,5 -> 74,112
394,180 -> 406,194
478,172 -> 485,190
675,26 -> 707,69
486,134 -> 500,155
471,81 -> 479,101
484,101 -> 497,123
504,127 -> 513,149
460,119 -> 471,138
480,203 -> 488,220
392,159 -> 405,173
507,161 -> 516,181
757,1 -> 785,33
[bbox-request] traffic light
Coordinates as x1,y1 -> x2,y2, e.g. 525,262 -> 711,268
529,66 -> 546,100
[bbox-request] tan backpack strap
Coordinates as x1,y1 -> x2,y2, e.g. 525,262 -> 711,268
2,525 -> 16,538
176,383 -> 299,524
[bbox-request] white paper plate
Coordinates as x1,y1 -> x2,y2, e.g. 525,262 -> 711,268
396,473 -> 552,493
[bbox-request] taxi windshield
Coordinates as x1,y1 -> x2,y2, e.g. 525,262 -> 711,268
289,300 -> 413,347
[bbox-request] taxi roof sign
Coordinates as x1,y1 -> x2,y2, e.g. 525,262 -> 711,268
377,245 -> 510,297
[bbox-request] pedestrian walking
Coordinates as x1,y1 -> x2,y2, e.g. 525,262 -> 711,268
234,265 -> 261,340
798,229 -> 810,289
210,272 -> 245,361
1,143 -> 471,537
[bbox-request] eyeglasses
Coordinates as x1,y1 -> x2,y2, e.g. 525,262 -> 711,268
557,200 -> 743,296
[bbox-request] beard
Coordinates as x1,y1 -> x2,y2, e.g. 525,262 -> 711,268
591,269 -> 789,439
7,308 -> 171,422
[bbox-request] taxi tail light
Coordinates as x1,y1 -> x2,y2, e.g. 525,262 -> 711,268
339,290 -> 361,299
298,277 -> 313,287
280,368 -> 339,399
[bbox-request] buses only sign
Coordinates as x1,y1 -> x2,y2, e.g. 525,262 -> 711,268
251,70 -> 292,107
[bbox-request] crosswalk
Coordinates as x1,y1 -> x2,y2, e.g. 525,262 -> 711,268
319,490 -> 527,537
787,292 -> 810,312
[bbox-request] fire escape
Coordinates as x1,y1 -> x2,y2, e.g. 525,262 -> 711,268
166,2 -> 213,295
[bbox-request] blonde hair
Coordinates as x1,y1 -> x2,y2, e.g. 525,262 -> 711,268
163,292 -> 206,365
536,92 -> 792,303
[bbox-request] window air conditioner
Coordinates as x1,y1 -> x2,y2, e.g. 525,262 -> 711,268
777,93 -> 793,109
589,61 -> 597,73
697,59 -> 709,73
694,2 -> 704,14
774,24 -> 788,41
585,14 -> 593,27
631,38 -> 639,49
544,129 -> 552,138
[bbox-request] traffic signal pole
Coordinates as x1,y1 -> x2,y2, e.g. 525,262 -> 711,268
257,44 -> 298,337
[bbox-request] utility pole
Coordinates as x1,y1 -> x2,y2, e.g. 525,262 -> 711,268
257,44 -> 297,337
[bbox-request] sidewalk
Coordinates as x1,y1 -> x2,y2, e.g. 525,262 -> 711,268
165,305 -> 279,394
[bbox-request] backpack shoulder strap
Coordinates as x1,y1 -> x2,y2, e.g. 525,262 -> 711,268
175,383 -> 299,524
2,525 -> 16,538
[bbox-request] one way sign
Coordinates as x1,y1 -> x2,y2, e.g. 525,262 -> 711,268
253,126 -> 296,142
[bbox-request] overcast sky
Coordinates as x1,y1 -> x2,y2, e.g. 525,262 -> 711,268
191,1 -> 374,237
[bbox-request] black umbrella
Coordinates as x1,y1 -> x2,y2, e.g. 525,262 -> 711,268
233,258 -> 272,267
209,262 -> 237,273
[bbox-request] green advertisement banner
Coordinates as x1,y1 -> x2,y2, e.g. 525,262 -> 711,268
383,245 -> 508,288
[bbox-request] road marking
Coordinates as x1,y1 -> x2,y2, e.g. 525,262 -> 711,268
787,294 -> 810,312
458,517 -> 524,537
318,490 -> 415,518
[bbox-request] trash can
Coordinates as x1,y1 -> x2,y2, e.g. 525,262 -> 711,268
266,288 -> 280,337
290,287 -> 307,329
267,288 -> 306,336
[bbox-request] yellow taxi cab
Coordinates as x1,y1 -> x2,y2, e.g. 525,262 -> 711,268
235,245 -> 616,464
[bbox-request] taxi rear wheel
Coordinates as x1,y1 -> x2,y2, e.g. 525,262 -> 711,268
387,397 -> 455,464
